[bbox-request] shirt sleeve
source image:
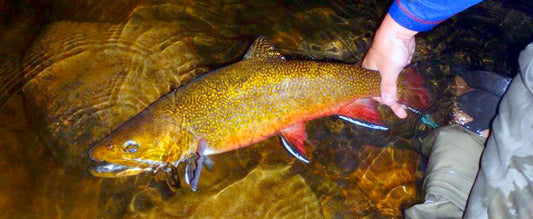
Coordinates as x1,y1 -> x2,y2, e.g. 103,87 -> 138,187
388,0 -> 484,32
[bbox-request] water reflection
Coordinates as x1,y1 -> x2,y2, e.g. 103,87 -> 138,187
1,0 -> 532,218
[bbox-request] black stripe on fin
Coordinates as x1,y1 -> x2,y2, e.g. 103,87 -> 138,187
338,115 -> 389,131
280,136 -> 310,163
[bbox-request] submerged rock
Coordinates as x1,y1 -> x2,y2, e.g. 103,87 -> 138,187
126,165 -> 322,218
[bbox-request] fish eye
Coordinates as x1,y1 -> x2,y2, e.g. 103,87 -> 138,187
123,140 -> 140,153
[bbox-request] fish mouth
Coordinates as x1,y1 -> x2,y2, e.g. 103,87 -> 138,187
89,161 -> 146,177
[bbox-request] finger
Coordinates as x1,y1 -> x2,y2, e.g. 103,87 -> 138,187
390,102 -> 408,119
372,97 -> 408,119
380,75 -> 398,106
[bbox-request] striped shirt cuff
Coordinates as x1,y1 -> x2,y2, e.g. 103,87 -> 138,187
388,0 -> 483,32
388,0 -> 442,32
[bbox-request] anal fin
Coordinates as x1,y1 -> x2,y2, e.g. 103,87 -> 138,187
184,139 -> 213,192
337,98 -> 388,131
280,123 -> 310,163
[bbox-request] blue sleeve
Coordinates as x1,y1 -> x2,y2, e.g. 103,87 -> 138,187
388,0 -> 484,32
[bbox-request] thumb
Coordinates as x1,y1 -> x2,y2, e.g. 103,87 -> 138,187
380,73 -> 398,106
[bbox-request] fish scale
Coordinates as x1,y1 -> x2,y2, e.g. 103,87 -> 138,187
88,36 -> 431,191
176,60 -> 379,152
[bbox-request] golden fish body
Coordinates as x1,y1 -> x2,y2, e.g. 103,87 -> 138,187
176,59 -> 380,153
89,37 -> 430,190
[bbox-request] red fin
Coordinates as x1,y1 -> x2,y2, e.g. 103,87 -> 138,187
280,123 -> 309,163
337,98 -> 388,130
338,98 -> 383,125
398,67 -> 432,111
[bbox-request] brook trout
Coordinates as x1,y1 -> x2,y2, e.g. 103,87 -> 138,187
89,37 -> 431,191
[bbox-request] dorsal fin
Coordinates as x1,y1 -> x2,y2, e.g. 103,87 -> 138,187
243,36 -> 286,60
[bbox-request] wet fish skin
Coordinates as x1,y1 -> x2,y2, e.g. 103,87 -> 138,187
88,37 -> 430,188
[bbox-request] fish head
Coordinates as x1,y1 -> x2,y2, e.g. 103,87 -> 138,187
88,110 -> 193,177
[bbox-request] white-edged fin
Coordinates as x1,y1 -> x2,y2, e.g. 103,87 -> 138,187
243,36 -> 286,60
338,115 -> 389,131
280,136 -> 310,163
190,155 -> 205,192
184,139 -> 212,192
184,158 -> 194,186
203,156 -> 214,171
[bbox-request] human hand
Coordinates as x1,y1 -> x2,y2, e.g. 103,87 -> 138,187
362,14 -> 418,119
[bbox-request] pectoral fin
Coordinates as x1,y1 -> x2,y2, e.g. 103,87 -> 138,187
337,98 -> 388,131
280,123 -> 310,163
184,139 -> 213,192
184,159 -> 195,187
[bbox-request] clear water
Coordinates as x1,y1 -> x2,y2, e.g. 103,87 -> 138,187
0,0 -> 531,218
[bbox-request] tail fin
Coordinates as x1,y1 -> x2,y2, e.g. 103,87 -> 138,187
397,67 -> 432,111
